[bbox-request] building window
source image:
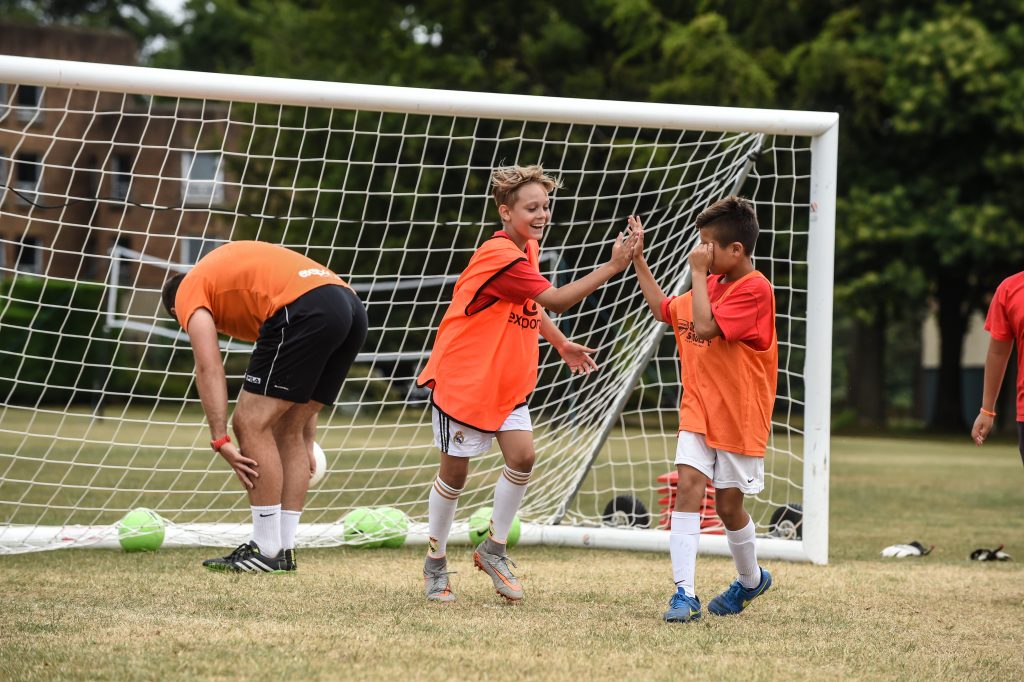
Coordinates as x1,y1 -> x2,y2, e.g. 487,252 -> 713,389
16,236 -> 40,274
111,154 -> 132,201
14,153 -> 41,203
15,85 -> 42,124
181,151 -> 224,206
181,237 -> 226,265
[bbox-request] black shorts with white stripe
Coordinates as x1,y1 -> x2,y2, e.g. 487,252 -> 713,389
243,284 -> 368,405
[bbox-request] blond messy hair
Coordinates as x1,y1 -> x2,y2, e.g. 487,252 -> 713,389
490,164 -> 562,210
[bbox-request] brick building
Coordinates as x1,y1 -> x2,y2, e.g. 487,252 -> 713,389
0,22 -> 232,294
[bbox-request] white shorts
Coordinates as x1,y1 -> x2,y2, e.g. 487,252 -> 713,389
432,405 -> 532,457
675,430 -> 764,494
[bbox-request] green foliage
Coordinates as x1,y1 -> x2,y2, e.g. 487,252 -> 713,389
0,276 -> 115,405
0,0 -> 176,54
119,1 -> 1024,426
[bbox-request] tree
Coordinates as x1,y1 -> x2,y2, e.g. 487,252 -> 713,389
0,0 -> 176,56
788,2 -> 1024,429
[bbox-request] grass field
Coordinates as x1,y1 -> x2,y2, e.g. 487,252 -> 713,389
1,433 -> 1021,680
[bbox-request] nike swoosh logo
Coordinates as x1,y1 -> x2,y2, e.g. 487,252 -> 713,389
258,513 -> 275,517
746,477 -> 755,483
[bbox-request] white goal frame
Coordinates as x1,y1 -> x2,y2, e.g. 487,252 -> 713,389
0,56 -> 836,563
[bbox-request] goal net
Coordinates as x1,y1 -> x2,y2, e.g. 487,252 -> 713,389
0,56 -> 836,562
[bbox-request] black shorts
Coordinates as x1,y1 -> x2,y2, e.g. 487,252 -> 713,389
243,285 -> 367,405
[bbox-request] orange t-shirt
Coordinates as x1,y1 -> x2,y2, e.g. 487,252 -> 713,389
174,241 -> 350,342
416,235 -> 543,432
666,271 -> 778,456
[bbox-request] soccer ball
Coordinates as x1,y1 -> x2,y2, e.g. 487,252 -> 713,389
309,442 -> 327,486
117,508 -> 165,552
342,507 -> 385,548
467,506 -> 520,548
375,506 -> 409,548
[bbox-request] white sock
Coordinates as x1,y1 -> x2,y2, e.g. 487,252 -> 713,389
669,511 -> 700,597
280,509 -> 302,550
490,466 -> 530,543
427,476 -> 462,559
726,515 -> 761,589
251,504 -> 282,557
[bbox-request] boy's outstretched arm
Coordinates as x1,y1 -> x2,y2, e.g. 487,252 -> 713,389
971,336 -> 1013,446
534,229 -> 637,314
541,312 -> 598,375
628,215 -> 668,322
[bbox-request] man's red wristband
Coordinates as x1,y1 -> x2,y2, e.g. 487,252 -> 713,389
211,434 -> 232,452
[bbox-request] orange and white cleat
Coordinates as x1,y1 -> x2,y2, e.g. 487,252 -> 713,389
473,546 -> 524,601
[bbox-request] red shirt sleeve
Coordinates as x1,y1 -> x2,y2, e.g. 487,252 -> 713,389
985,281 -> 1013,342
660,296 -> 676,325
479,259 -> 552,305
711,276 -> 774,351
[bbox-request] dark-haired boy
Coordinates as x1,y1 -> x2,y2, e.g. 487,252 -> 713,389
629,196 -> 778,622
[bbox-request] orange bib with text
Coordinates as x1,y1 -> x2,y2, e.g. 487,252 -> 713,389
417,236 -> 543,432
668,271 -> 778,456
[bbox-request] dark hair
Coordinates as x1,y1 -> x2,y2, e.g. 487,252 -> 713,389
161,274 -> 185,318
695,195 -> 759,255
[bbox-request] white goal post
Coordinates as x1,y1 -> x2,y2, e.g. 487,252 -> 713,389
0,55 -> 836,563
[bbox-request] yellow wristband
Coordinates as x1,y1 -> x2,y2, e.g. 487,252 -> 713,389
979,407 -> 996,417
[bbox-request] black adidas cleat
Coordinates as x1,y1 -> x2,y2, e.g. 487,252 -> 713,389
202,541 -> 290,574
282,548 -> 297,572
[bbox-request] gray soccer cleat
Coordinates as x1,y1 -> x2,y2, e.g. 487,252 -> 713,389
424,565 -> 457,603
473,547 -> 524,601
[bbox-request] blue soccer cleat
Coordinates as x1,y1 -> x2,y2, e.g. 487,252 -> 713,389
708,568 -> 772,616
663,589 -> 702,623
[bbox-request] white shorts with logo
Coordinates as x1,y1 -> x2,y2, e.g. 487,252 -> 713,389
432,405 -> 532,457
675,430 -> 764,494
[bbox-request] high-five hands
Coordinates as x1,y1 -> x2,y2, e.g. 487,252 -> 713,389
627,215 -> 645,261
609,225 -> 640,272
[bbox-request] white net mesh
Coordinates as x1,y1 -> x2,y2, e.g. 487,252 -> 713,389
0,65 -> 824,555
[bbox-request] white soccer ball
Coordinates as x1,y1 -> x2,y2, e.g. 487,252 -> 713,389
310,442 -> 327,486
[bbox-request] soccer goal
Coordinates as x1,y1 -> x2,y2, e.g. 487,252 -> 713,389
0,56 -> 836,563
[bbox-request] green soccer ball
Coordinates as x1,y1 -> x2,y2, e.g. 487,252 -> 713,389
375,506 -> 410,548
342,507 -> 385,549
117,508 -> 165,552
467,506 -> 521,548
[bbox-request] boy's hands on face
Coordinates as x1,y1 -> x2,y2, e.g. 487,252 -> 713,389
688,242 -> 714,275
